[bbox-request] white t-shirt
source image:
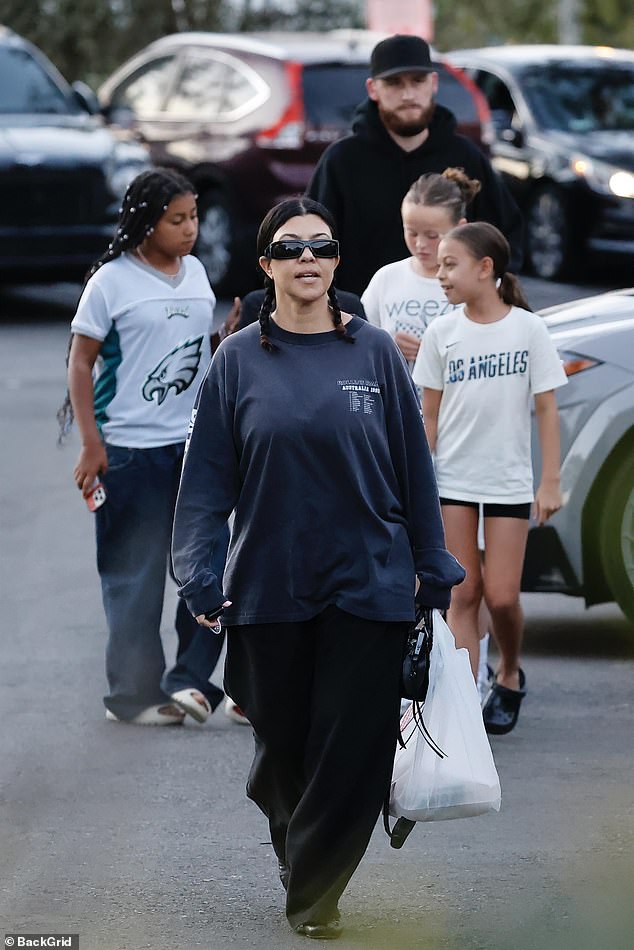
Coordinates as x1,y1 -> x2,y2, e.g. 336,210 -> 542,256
412,306 -> 567,503
361,258 -> 457,368
71,253 -> 214,448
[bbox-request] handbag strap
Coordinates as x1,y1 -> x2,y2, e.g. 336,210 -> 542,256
382,797 -> 417,849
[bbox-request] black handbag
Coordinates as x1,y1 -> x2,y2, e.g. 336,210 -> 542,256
386,605 -> 443,850
401,605 -> 434,701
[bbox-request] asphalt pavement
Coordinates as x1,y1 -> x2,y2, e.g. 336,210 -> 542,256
1,285 -> 633,950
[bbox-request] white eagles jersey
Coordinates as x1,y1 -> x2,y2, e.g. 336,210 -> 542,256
71,252 -> 214,448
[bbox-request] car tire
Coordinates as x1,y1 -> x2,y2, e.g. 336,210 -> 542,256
525,185 -> 574,281
598,454 -> 634,624
195,191 -> 236,293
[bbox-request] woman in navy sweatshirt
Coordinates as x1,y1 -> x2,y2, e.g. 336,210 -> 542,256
172,197 -> 464,940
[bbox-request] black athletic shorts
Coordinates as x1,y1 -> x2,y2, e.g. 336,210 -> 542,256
439,498 -> 531,520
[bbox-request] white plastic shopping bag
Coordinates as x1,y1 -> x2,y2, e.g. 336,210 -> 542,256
389,610 -> 501,822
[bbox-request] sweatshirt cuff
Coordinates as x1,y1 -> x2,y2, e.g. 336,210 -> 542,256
415,547 -> 466,610
178,570 -> 225,618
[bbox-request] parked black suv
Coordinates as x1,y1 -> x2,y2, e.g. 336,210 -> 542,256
99,30 -> 492,295
446,45 -> 634,280
0,26 -> 148,284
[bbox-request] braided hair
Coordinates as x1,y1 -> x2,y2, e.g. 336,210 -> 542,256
57,168 -> 196,440
255,197 -> 354,351
85,168 -> 196,279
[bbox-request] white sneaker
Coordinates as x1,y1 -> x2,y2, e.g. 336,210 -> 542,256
223,696 -> 250,725
170,688 -> 211,724
105,704 -> 185,726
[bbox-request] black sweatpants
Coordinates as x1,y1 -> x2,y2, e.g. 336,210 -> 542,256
224,605 -> 408,928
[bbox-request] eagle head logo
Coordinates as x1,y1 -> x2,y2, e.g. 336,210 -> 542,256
142,336 -> 203,405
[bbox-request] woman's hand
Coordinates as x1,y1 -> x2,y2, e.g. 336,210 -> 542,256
534,479 -> 562,525
195,601 -> 232,633
74,441 -> 108,497
394,331 -> 421,362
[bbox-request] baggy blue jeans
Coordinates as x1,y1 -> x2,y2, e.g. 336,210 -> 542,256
96,441 -> 229,719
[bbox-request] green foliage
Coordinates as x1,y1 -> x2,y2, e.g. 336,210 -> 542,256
434,0 -> 632,51
2,0 -> 631,88
434,0 -> 558,50
238,0 -> 363,32
581,0 -> 634,50
1,0 -> 230,85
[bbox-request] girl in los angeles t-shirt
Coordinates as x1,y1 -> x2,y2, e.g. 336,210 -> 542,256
414,221 -> 567,735
361,168 -> 481,370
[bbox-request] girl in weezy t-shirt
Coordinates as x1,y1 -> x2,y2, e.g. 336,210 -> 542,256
414,222 -> 567,736
361,168 -> 481,370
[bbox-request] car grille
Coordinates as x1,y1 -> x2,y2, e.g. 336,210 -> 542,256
2,166 -> 111,227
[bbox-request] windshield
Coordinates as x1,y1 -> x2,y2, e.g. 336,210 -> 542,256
0,46 -> 76,114
520,63 -> 634,133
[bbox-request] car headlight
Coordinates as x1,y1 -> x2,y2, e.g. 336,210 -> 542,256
571,155 -> 634,198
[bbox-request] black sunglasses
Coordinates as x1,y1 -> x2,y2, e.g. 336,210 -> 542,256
265,238 -> 340,260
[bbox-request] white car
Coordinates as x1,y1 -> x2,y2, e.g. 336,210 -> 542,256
524,289 -> 634,624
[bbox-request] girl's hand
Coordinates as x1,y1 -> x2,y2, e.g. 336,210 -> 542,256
394,331 -> 421,362
534,480 -> 562,525
74,442 -> 109,497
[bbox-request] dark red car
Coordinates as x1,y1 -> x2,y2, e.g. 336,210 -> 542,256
99,31 -> 492,295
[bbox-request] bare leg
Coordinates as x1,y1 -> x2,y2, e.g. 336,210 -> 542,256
478,598 -> 491,639
482,517 -> 529,691
442,504 -> 482,678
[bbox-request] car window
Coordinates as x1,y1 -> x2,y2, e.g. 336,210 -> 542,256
475,73 -> 516,117
109,56 -> 177,116
473,71 -> 518,131
434,63 -> 478,124
164,51 -> 269,121
301,65 -> 368,126
0,46 -> 75,114
519,64 -> 634,133
301,62 -> 479,128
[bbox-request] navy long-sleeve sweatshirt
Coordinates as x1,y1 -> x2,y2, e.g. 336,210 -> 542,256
172,316 -> 465,625
307,101 -> 524,295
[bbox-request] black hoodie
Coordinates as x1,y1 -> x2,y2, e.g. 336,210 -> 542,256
306,100 -> 524,296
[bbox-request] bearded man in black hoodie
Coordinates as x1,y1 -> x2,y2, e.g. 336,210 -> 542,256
306,34 -> 524,296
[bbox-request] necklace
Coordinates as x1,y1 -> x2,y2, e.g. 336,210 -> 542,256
135,246 -> 181,278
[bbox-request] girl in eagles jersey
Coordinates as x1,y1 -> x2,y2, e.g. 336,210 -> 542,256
60,169 -> 235,727
414,221 -> 567,735
361,167 -> 481,369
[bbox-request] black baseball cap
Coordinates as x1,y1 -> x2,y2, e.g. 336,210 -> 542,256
370,35 -> 435,80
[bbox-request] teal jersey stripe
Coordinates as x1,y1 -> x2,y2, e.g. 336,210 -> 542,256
94,324 -> 122,431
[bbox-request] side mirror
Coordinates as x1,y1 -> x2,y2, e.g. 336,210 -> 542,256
500,127 -> 524,148
101,102 -> 137,129
71,81 -> 100,115
490,110 -> 523,147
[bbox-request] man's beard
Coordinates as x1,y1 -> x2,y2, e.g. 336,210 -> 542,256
378,101 -> 435,137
